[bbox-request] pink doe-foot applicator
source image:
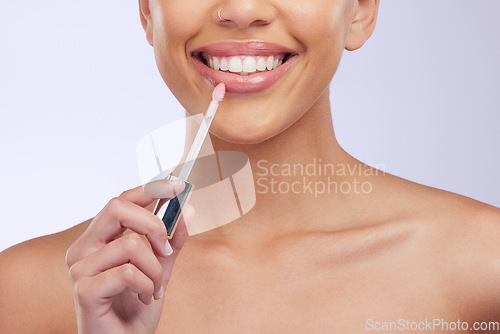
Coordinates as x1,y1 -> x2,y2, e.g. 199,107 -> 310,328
153,83 -> 226,239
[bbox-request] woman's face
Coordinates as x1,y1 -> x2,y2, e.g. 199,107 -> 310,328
141,0 -> 359,144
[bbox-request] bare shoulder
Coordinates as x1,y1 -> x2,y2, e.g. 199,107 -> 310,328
0,220 -> 91,333
437,192 -> 500,319
383,173 -> 500,318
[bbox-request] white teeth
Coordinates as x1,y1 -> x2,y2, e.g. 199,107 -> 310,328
266,56 -> 274,70
220,57 -> 229,71
203,53 -> 287,75
213,57 -> 220,71
228,57 -> 243,73
273,58 -> 279,69
242,57 -> 257,73
257,57 -> 267,71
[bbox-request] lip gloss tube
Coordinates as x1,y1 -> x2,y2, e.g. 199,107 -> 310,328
153,175 -> 194,238
153,83 -> 226,239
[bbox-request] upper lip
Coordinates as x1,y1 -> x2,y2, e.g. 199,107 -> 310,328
191,40 -> 298,57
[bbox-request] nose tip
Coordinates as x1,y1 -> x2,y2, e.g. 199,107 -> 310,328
215,2 -> 276,29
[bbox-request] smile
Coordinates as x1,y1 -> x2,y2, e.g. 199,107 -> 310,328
191,41 -> 298,94
197,53 -> 288,76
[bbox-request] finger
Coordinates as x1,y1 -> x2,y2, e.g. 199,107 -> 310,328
141,178 -> 185,199
69,233 -> 165,299
79,197 -> 172,259
121,179 -> 185,206
66,180 -> 184,267
169,204 -> 195,251
156,204 -> 195,293
76,263 -> 155,308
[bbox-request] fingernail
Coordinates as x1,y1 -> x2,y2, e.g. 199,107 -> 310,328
143,178 -> 184,199
169,179 -> 185,195
158,285 -> 164,299
154,289 -> 161,300
169,178 -> 184,187
150,295 -> 155,304
165,240 -> 174,256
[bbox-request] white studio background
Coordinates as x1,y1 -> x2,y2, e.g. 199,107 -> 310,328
0,0 -> 499,252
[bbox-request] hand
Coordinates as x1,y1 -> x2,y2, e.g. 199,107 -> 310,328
65,179 -> 194,334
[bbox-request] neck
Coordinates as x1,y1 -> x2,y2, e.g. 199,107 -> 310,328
201,90 -> 377,245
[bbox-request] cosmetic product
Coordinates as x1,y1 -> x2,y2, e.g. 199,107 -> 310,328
153,83 -> 226,239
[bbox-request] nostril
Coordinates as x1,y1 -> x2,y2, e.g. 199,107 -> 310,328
215,4 -> 276,29
253,19 -> 271,26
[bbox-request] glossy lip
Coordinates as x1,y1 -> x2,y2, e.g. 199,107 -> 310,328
190,41 -> 299,94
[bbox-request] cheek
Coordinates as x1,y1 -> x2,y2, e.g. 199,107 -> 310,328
151,1 -> 212,110
282,1 -> 350,101
152,0 -> 207,47
287,0 -> 349,60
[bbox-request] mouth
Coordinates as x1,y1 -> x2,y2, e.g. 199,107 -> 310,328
193,52 -> 293,76
190,41 -> 298,94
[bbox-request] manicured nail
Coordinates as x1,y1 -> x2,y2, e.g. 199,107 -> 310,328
169,178 -> 184,187
143,178 -> 184,198
165,240 -> 173,256
169,179 -> 185,196
153,287 -> 160,300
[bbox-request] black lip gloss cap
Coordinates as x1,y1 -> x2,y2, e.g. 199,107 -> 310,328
153,178 -> 194,239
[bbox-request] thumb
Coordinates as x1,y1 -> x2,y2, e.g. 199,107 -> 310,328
119,178 -> 185,207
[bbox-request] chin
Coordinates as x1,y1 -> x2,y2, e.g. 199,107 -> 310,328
210,112 -> 284,145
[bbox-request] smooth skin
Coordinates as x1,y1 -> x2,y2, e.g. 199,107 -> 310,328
1,0 -> 500,333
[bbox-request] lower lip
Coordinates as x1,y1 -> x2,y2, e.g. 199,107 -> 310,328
191,55 -> 298,94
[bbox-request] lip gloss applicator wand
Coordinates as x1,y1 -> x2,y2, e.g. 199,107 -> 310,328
154,83 -> 226,239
